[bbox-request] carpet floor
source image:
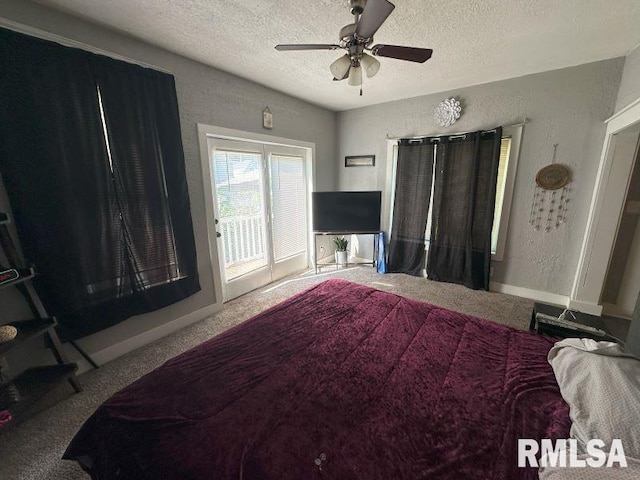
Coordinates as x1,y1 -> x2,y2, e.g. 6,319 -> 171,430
0,267 -> 539,479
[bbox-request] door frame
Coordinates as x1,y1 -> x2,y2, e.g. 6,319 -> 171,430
570,97 -> 640,315
197,124 -> 315,303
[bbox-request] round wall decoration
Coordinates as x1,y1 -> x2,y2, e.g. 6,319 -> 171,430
529,144 -> 573,232
434,98 -> 462,127
535,164 -> 571,190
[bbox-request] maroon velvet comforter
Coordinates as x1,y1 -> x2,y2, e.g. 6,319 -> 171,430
65,279 -> 570,479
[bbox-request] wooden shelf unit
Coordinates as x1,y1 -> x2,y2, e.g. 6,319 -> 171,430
0,317 -> 57,357
9,364 -> 78,419
0,211 -> 81,430
0,267 -> 36,290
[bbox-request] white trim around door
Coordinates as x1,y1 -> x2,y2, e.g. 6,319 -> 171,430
197,124 -> 315,302
569,99 -> 640,315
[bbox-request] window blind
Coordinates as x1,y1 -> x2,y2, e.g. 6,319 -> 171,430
269,155 -> 307,262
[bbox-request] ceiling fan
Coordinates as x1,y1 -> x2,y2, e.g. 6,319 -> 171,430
275,0 -> 433,93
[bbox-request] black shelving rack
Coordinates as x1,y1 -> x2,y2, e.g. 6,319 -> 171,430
313,231 -> 380,274
0,211 -> 81,428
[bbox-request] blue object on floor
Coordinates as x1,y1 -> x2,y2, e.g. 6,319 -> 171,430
377,231 -> 387,274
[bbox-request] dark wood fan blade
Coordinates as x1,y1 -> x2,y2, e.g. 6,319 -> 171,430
275,44 -> 340,51
371,44 -> 433,63
355,0 -> 395,39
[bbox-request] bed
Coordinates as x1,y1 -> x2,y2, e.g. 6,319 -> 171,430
64,279 -> 570,479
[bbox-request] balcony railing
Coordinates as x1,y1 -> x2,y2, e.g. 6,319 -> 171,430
219,214 -> 265,267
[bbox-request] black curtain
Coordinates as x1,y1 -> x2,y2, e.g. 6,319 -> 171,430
89,55 -> 200,309
0,29 -> 120,314
0,29 -> 199,338
387,139 -> 437,276
427,128 -> 502,290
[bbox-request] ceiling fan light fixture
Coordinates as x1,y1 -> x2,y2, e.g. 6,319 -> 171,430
348,65 -> 363,86
330,54 -> 351,79
360,53 -> 380,78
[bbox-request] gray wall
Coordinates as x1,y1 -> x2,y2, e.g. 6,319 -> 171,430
627,292 -> 640,355
616,44 -> 640,352
601,150 -> 640,309
615,45 -> 640,112
337,59 -> 624,296
0,0 -> 337,369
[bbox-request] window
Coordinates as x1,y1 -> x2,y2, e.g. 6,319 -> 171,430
96,86 -> 182,292
390,125 -> 522,261
491,136 -> 513,255
0,27 -> 200,338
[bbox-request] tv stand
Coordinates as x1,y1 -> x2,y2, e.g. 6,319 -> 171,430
313,231 -> 379,274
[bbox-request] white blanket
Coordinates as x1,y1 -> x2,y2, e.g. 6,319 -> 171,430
539,338 -> 640,479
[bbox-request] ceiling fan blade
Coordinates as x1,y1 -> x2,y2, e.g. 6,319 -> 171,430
275,44 -> 340,51
355,0 -> 395,39
370,44 -> 433,63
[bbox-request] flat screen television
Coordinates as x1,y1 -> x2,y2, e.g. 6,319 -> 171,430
312,191 -> 381,233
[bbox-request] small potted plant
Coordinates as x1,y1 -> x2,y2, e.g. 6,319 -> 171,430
334,236 -> 348,266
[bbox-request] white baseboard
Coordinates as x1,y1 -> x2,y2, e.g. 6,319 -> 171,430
490,282 -> 569,306
567,299 -> 604,316
490,282 -> 608,316
601,303 -> 632,319
74,303 -> 223,375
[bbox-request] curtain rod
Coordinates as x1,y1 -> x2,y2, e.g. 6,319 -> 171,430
386,118 -> 528,141
0,18 -> 172,75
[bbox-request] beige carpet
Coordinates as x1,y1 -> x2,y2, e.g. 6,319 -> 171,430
0,267 -> 534,479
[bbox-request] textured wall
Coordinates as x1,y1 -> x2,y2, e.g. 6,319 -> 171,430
615,44 -> 640,348
601,152 -> 640,309
0,0 -> 337,359
337,59 -> 623,296
627,293 -> 640,355
615,45 -> 640,112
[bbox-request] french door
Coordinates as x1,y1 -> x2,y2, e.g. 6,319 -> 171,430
208,138 -> 309,301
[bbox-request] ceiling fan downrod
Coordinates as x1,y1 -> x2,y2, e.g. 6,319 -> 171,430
349,0 -> 367,16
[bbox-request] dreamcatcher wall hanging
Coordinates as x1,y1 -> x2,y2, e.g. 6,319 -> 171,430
529,144 -> 572,232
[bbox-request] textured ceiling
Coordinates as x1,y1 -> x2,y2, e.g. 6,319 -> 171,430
36,0 -> 640,111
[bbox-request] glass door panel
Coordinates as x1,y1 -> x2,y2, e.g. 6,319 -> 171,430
210,139 -> 271,301
207,139 -> 310,301
266,147 -> 308,281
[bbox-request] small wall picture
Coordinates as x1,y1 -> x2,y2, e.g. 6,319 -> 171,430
345,155 -> 375,167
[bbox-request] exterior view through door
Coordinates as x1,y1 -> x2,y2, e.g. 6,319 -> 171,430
208,138 -> 309,301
